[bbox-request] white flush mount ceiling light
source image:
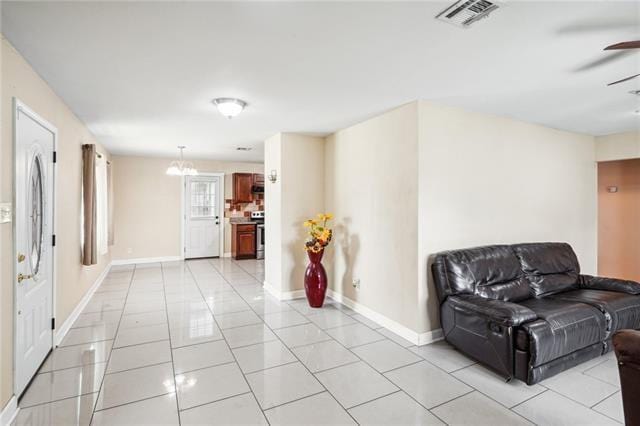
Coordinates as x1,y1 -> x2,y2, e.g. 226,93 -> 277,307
213,98 -> 247,119
166,146 -> 198,176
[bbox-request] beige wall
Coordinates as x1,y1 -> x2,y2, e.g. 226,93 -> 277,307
595,131 -> 640,162
264,134 -> 283,291
325,103 -> 420,332
111,155 -> 263,260
318,100 -> 598,340
1,36 -> 112,410
417,100 -> 597,333
264,133 -> 325,295
282,134 -> 325,294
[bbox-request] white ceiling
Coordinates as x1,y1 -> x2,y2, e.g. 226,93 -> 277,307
2,1 -> 639,162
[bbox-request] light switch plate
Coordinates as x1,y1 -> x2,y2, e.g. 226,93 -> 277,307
0,203 -> 12,224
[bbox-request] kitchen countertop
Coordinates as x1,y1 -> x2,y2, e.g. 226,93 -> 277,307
230,220 -> 260,226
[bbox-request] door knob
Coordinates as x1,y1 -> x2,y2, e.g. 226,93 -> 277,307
17,253 -> 25,263
17,273 -> 33,283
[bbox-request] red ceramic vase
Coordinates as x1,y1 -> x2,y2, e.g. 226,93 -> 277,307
304,249 -> 327,308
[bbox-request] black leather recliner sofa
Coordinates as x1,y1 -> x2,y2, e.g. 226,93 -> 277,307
431,242 -> 640,385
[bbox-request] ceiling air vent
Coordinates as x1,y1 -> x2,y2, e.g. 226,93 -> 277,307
436,0 -> 501,28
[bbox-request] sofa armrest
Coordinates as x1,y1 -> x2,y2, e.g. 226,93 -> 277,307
580,275 -> 640,295
447,295 -> 537,327
613,330 -> 640,365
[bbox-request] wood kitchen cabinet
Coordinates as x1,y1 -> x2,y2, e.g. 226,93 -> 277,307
233,173 -> 254,203
253,173 -> 264,186
231,223 -> 256,259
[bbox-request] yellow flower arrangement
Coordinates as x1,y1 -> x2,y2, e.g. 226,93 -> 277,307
303,213 -> 334,253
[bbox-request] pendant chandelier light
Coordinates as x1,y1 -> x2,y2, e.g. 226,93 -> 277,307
166,146 -> 198,176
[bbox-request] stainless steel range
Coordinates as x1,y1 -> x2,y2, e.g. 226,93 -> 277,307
251,211 -> 265,259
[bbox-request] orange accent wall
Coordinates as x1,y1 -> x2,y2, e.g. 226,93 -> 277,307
598,159 -> 640,281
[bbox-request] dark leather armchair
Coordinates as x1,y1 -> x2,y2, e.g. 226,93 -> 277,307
613,330 -> 640,426
431,242 -> 640,385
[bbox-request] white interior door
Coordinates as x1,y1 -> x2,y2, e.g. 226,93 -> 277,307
14,101 -> 55,396
185,175 -> 221,259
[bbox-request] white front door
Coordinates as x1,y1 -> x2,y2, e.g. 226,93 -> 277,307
14,101 -> 55,396
185,175 -> 221,259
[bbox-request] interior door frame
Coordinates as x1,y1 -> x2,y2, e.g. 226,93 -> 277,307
13,98 -> 57,395
180,172 -> 225,259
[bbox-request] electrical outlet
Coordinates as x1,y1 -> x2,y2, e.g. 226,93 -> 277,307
352,278 -> 360,289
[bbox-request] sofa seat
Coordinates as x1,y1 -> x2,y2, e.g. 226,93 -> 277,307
552,289 -> 640,335
516,298 -> 606,367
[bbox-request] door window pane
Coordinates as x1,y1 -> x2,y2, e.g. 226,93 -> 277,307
30,155 -> 44,276
190,180 -> 216,218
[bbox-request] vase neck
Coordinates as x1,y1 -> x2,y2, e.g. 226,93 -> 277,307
307,250 -> 324,263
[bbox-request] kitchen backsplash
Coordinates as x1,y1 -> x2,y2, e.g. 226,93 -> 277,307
225,193 -> 264,219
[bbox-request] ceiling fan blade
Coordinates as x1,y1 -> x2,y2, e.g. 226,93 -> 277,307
604,41 -> 640,50
574,51 -> 631,72
607,73 -> 640,86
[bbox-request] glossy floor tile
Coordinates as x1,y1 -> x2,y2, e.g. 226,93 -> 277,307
222,323 -> 277,348
95,362 -> 175,410
106,340 -> 172,373
593,391 -> 624,423
351,339 -> 422,373
13,394 -> 97,426
59,324 -> 118,347
40,341 -> 113,372
92,393 -> 180,425
113,323 -> 169,348
315,361 -> 398,409
246,362 -> 324,410
17,258 -> 625,426
20,363 -> 106,408
513,390 -> 619,425
261,310 -> 309,329
384,361 -> 472,409
265,392 -> 356,425
273,323 -> 332,348
452,363 -> 545,408
325,322 -> 386,348
433,391 -> 533,425
233,340 -> 297,374
215,310 -> 263,330
348,391 -> 444,425
172,340 -> 234,374
180,393 -> 268,426
292,339 -> 359,373
175,362 -> 249,410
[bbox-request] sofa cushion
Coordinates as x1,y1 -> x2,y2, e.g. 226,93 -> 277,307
513,242 -> 580,297
432,245 -> 529,302
552,289 -> 640,335
516,298 -> 606,367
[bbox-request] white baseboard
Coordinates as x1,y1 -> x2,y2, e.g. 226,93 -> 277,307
222,252 -> 232,258
263,281 -> 306,301
0,394 -> 18,426
111,256 -> 182,266
326,289 -> 443,347
54,262 -> 111,346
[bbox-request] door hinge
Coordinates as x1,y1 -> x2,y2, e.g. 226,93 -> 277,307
53,151 -> 57,163
52,234 -> 56,247
51,318 -> 56,330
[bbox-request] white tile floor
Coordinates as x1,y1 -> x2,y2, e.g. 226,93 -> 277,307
13,258 -> 625,425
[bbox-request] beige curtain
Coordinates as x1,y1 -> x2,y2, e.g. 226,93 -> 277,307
107,160 -> 114,246
82,144 -> 97,265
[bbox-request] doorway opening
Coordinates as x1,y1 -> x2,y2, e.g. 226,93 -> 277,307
182,172 -> 225,259
597,158 -> 640,282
